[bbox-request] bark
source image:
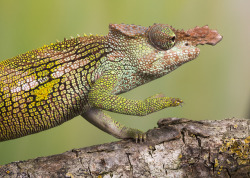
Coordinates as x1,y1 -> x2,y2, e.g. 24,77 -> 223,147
0,118 -> 249,178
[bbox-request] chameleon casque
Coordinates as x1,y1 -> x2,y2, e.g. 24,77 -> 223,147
0,24 -> 222,142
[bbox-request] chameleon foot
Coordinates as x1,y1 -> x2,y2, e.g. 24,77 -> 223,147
126,128 -> 147,143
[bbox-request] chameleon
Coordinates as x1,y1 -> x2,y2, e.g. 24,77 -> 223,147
0,23 -> 222,142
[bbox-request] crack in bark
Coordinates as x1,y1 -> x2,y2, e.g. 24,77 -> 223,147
163,163 -> 168,176
211,160 -> 215,174
181,129 -> 186,144
195,135 -> 202,148
86,148 -> 111,154
226,168 -> 232,178
71,149 -> 80,157
148,150 -> 153,158
126,153 -> 133,177
208,147 -> 211,166
87,164 -> 93,178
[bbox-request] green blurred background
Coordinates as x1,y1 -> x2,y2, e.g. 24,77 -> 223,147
0,0 -> 249,165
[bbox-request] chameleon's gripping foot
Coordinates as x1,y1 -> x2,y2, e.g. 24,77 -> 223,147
135,131 -> 147,143
126,128 -> 147,143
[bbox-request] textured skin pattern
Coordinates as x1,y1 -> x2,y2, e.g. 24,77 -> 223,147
0,36 -> 109,141
0,24 -> 222,141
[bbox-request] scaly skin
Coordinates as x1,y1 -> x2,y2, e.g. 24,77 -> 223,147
0,24 -> 222,142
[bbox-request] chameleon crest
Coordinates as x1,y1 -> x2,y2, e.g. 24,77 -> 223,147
0,23 -> 222,142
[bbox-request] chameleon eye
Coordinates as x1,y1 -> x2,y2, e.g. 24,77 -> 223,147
148,24 -> 176,50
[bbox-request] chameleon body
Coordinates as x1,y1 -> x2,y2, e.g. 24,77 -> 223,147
0,24 -> 222,142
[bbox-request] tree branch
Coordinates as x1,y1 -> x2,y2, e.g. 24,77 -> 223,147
0,118 -> 249,177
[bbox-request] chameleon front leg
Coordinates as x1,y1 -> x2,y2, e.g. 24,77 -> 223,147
88,72 -> 183,116
81,108 -> 146,142
84,72 -> 182,141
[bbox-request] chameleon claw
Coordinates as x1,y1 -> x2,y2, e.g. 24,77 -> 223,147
143,133 -> 147,142
135,135 -> 139,143
138,132 -> 147,143
139,134 -> 143,143
129,129 -> 146,143
139,132 -> 147,143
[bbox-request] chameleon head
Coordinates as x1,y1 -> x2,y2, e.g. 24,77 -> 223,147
143,23 -> 201,76
108,23 -> 222,78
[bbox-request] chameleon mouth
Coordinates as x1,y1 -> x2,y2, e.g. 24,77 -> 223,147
147,42 -> 200,74
146,43 -> 200,76
165,42 -> 200,68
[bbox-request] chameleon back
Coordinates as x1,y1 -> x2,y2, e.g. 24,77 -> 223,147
0,36 -> 108,141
